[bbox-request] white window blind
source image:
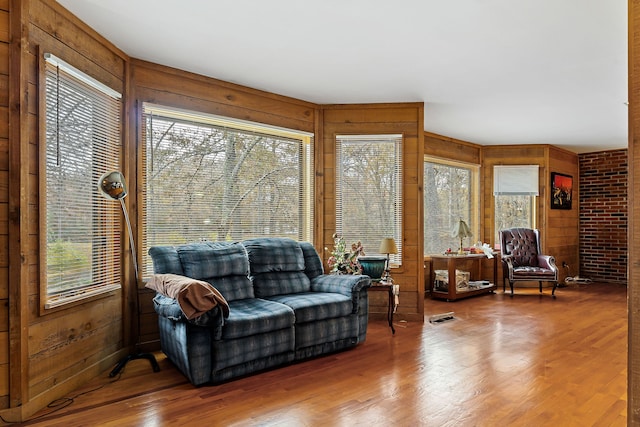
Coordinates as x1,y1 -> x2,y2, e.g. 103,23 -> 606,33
336,134 -> 403,264
43,53 -> 123,308
141,104 -> 314,278
493,165 -> 539,196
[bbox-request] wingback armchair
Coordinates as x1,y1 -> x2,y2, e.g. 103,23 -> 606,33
499,227 -> 559,297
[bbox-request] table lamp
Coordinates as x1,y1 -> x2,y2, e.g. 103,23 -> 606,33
379,237 -> 398,283
452,218 -> 473,254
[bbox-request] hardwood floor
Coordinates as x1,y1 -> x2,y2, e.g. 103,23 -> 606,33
18,282 -> 627,426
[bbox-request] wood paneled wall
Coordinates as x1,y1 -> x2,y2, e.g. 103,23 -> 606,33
0,0 -> 9,412
546,146 -> 580,282
482,145 -> 579,284
322,104 -> 425,321
424,132 -> 481,165
1,0 -> 129,421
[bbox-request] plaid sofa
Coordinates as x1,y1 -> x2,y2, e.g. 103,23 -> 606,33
149,237 -> 370,386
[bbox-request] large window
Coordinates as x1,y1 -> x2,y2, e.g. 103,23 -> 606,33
42,53 -> 123,308
423,157 -> 479,254
142,104 -> 314,277
493,165 -> 539,242
336,134 -> 402,264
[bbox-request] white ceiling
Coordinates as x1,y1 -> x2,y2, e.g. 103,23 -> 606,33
57,0 -> 628,154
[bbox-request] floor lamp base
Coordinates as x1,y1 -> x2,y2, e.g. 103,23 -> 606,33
109,352 -> 160,378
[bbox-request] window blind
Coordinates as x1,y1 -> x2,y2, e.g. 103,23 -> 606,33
335,134 -> 403,264
43,53 -> 123,308
493,165 -> 540,196
141,104 -> 314,278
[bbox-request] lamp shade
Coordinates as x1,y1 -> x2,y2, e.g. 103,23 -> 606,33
379,237 -> 398,254
451,219 -> 472,239
99,171 -> 128,200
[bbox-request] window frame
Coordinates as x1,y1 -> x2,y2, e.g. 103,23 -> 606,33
39,53 -> 124,312
423,156 -> 480,255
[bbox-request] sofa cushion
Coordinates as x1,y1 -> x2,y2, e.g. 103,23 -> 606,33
148,246 -> 185,275
177,242 -> 254,301
252,271 -> 311,298
243,237 -> 305,274
178,242 -> 249,277
222,298 -> 294,340
299,242 -> 324,279
266,292 -> 353,323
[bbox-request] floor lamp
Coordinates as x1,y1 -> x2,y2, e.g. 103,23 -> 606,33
98,171 -> 160,377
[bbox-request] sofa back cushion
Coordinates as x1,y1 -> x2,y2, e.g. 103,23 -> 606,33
148,246 -> 185,276
299,241 -> 324,279
243,237 -> 311,297
168,241 -> 253,302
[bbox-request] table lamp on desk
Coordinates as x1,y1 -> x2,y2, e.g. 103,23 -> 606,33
379,237 -> 398,283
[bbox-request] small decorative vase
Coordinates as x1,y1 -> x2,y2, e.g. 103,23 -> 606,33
358,256 -> 387,282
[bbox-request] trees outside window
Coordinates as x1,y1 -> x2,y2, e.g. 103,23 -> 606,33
142,104 -> 313,277
494,195 -> 536,241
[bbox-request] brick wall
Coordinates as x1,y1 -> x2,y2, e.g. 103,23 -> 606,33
578,149 -> 627,284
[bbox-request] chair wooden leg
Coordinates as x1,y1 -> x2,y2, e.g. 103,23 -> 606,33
552,281 -> 558,298
510,281 -> 514,297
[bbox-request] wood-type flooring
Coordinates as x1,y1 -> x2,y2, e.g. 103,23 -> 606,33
18,282 -> 627,426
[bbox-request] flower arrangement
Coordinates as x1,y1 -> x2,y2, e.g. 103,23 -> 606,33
326,233 -> 365,275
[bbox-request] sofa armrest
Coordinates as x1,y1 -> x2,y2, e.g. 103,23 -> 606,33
311,274 -> 370,314
310,274 -> 370,296
153,293 -> 225,339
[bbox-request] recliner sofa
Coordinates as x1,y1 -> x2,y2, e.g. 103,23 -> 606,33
148,237 -> 370,386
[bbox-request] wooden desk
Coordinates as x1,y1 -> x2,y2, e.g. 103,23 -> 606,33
368,282 -> 395,334
427,253 -> 497,301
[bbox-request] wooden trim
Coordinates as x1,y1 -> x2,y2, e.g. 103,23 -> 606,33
8,0 -> 30,408
36,45 -> 46,316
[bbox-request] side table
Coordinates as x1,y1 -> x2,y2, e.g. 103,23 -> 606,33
427,253 -> 497,301
368,282 -> 396,334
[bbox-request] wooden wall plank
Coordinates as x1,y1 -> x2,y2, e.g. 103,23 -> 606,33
424,132 -> 482,164
29,0 -> 125,82
133,60 -> 315,133
321,103 -> 424,320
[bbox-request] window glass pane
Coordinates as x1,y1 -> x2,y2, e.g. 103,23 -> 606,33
336,135 -> 402,263
44,56 -> 122,306
494,195 -> 535,242
424,159 -> 478,254
142,105 -> 314,277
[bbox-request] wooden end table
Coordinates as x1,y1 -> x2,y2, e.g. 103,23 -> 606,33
368,281 -> 396,334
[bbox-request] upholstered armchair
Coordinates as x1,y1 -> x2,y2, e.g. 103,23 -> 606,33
499,228 -> 559,297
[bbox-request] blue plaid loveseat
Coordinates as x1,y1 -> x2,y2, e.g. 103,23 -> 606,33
148,237 -> 370,386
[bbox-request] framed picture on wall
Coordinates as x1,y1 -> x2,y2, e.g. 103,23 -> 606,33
551,172 -> 573,210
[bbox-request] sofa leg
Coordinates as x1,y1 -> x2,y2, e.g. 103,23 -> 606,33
510,282 -> 514,297
539,281 -> 543,293
552,281 -> 558,298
